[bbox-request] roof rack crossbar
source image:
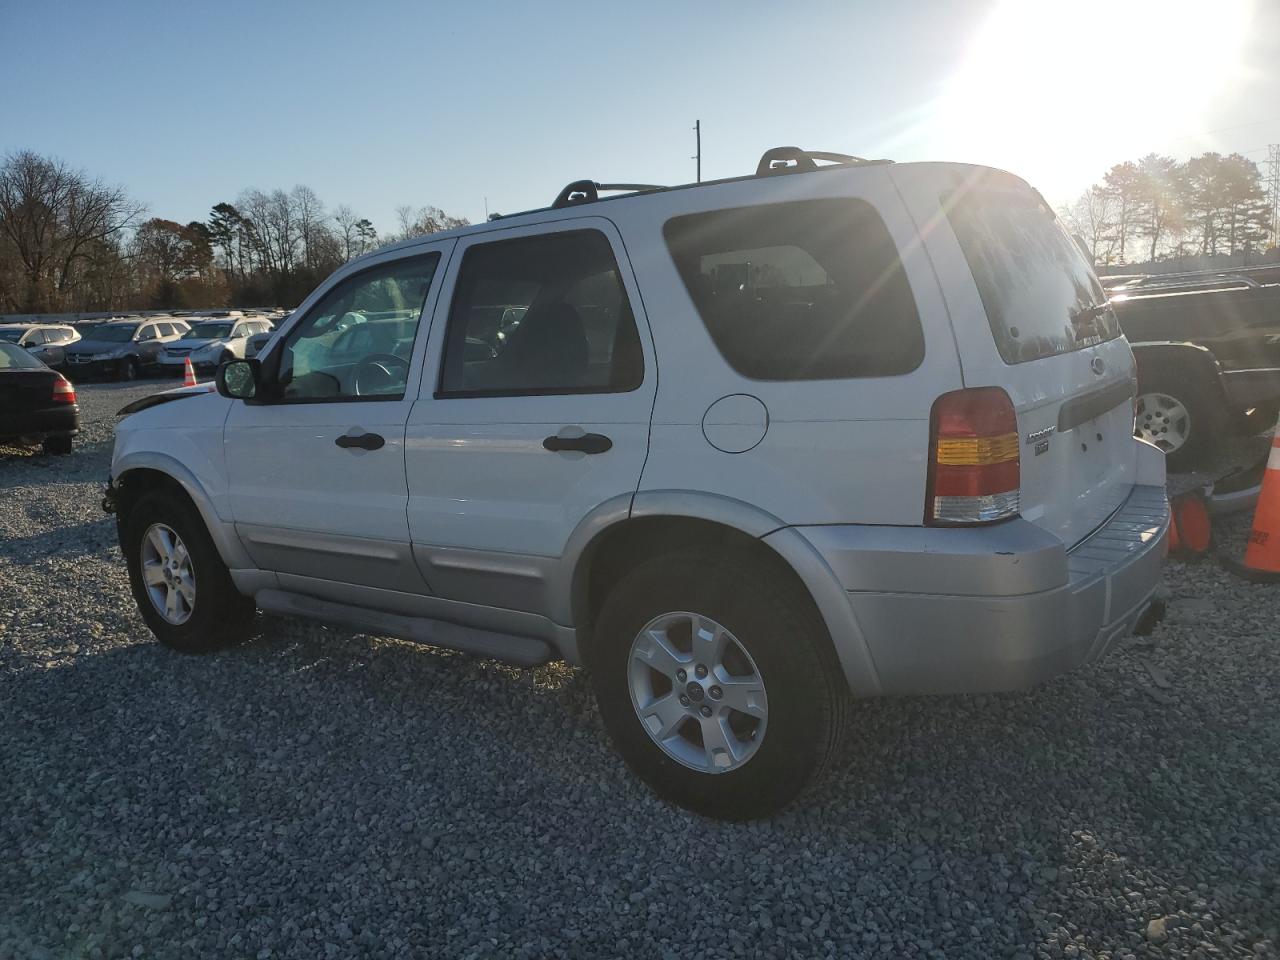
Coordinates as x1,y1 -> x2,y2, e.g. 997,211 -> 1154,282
551,180 -> 667,209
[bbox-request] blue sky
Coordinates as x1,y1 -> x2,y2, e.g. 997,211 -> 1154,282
3,0 -> 1278,236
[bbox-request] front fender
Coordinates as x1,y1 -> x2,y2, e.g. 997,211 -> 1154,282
112,450 -> 254,570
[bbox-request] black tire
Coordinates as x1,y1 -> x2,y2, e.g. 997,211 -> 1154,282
42,435 -> 73,456
1135,365 -> 1225,472
122,488 -> 255,653
119,357 -> 139,381
587,549 -> 849,820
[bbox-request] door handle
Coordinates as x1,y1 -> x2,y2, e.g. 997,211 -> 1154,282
543,433 -> 612,454
335,432 -> 385,451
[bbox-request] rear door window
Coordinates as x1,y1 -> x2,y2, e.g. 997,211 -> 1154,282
663,198 -> 924,381
941,178 -> 1121,364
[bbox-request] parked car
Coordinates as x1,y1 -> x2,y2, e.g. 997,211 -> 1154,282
157,316 -> 275,374
1110,274 -> 1280,469
106,149 -> 1168,819
0,323 -> 82,370
0,341 -> 78,454
64,318 -> 191,380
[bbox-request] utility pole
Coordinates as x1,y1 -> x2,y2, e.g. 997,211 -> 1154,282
1267,144 -> 1280,247
692,120 -> 701,183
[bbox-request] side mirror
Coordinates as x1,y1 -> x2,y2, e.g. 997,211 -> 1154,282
217,358 -> 260,400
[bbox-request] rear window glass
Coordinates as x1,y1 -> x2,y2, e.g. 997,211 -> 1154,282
942,177 -> 1121,364
663,199 -> 924,381
0,341 -> 43,369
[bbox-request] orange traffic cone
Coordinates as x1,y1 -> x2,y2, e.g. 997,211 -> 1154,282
182,357 -> 197,388
1239,425 -> 1280,578
1168,493 -> 1211,557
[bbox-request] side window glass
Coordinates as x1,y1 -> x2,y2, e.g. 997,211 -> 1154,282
439,229 -> 643,396
155,323 -> 173,337
664,199 -> 924,381
28,329 -> 48,345
277,253 -> 440,401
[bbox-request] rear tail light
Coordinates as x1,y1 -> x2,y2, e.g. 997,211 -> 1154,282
926,387 -> 1020,525
52,375 -> 77,405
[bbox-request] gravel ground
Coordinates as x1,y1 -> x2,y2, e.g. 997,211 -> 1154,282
2,381 -> 1278,960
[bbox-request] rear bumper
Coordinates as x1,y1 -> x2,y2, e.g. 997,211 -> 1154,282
795,484 -> 1169,695
1221,367 -> 1280,409
0,406 -> 79,440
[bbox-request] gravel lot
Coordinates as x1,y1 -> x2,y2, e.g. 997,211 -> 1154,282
2,381 -> 1278,960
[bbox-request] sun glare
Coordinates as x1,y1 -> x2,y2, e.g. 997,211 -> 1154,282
937,0 -> 1253,199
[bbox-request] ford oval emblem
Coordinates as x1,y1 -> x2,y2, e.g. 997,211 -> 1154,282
1091,356 -> 1106,375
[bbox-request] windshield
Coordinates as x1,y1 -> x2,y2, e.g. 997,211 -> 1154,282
0,341 -> 44,369
92,325 -> 138,343
184,322 -> 233,339
943,178 -> 1121,364
0,329 -> 24,343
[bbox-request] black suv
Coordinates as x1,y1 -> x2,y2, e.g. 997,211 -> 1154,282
1110,271 -> 1280,469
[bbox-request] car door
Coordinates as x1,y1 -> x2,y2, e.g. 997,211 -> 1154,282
223,244 -> 453,594
134,323 -> 165,367
404,219 -> 656,616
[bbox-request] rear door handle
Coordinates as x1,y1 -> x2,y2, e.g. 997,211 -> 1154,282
335,432 -> 385,451
543,433 -> 612,454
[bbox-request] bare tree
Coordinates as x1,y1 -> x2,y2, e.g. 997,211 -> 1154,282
1059,186 -> 1115,263
0,150 -> 144,312
291,185 -> 325,269
394,204 -> 469,242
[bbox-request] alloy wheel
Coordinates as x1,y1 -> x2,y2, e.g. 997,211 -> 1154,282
627,611 -> 768,774
140,523 -> 197,625
1135,392 -> 1191,454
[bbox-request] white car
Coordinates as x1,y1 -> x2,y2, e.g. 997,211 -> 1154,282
0,323 -> 81,369
107,148 -> 1169,819
157,317 -> 275,374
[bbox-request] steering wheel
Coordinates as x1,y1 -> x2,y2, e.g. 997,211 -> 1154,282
353,353 -> 410,396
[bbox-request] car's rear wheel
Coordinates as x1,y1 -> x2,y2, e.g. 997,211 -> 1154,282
42,435 -> 73,456
1134,367 -> 1224,472
589,550 -> 848,820
122,488 -> 255,653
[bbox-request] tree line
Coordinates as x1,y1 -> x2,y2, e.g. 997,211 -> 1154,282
0,150 -> 469,314
1058,151 -> 1274,266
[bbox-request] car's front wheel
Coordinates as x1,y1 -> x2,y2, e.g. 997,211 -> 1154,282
118,357 -> 139,381
589,550 -> 848,820
122,488 -> 255,652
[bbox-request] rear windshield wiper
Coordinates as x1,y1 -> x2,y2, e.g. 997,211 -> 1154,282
1070,301 -> 1110,324
1069,301 -> 1110,338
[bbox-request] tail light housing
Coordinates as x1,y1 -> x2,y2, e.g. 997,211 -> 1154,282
52,375 -> 77,405
926,387 -> 1020,525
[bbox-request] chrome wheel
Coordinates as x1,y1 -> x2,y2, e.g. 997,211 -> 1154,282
1136,392 -> 1191,454
628,611 -> 768,774
140,523 -> 196,625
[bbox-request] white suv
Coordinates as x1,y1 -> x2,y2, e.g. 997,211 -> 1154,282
158,316 -> 274,374
107,149 -> 1169,819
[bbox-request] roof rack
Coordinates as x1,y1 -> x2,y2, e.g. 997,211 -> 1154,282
755,146 -> 882,175
551,180 -> 667,209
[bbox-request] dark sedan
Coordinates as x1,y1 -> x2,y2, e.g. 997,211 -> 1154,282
0,342 -> 78,455
63,317 -> 188,380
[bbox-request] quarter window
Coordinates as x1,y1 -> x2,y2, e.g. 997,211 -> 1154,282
438,230 -> 643,396
274,254 -> 440,401
663,199 -> 924,381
